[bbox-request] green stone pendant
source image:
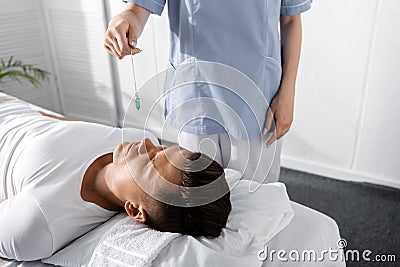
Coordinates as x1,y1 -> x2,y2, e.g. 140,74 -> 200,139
135,95 -> 141,110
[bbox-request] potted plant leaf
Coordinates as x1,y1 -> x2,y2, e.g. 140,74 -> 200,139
0,56 -> 50,91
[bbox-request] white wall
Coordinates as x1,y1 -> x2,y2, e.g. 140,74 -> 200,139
40,0 -> 118,125
281,0 -> 400,188
1,0 -> 119,125
0,0 -> 60,111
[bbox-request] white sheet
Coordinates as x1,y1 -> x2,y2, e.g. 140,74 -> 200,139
1,203 -> 344,267
152,202 -> 345,267
82,178 -> 294,267
0,258 -> 50,267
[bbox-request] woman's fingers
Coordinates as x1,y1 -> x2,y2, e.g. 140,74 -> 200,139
263,108 -> 274,134
104,42 -> 119,59
104,29 -> 142,59
104,45 -> 113,56
267,121 -> 290,146
115,30 -> 131,56
131,47 -> 142,55
128,24 -> 139,49
104,38 -> 122,59
103,4 -> 149,59
111,36 -> 123,58
112,32 -> 128,58
264,93 -> 294,146
120,47 -> 142,56
104,28 -> 123,59
104,10 -> 139,59
266,131 -> 276,146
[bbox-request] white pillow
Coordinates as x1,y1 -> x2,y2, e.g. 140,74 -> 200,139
42,169 -> 294,266
212,169 -> 294,255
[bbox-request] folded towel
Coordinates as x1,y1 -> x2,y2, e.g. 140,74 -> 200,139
88,216 -> 180,267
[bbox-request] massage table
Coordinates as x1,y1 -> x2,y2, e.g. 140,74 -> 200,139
0,92 -> 345,267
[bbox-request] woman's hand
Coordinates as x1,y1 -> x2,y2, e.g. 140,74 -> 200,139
263,14 -> 302,146
104,3 -> 150,59
264,84 -> 295,146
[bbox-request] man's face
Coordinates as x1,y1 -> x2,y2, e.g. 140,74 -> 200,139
113,138 -> 189,202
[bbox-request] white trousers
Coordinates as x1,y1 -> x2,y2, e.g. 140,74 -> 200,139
178,132 -> 282,183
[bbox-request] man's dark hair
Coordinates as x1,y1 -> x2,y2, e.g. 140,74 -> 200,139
144,152 -> 231,238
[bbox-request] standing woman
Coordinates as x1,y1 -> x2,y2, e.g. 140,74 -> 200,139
104,0 -> 311,183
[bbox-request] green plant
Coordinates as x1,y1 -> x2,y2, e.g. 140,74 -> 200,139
0,56 -> 50,90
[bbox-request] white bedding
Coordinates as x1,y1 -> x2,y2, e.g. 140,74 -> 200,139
84,178 -> 294,267
1,203 -> 343,267
154,202 -> 344,267
0,93 -> 345,267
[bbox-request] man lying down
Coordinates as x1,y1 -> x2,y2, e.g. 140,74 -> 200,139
0,98 -> 232,261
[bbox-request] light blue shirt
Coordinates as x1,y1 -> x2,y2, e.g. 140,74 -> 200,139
126,0 -> 311,139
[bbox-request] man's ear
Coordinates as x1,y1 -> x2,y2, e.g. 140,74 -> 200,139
124,200 -> 147,223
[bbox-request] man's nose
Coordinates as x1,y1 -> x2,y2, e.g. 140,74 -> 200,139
141,138 -> 156,153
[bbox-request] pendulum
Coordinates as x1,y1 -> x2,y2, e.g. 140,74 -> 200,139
135,92 -> 140,110
130,47 -> 140,110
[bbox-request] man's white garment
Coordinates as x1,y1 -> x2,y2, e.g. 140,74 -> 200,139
0,101 -> 123,260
